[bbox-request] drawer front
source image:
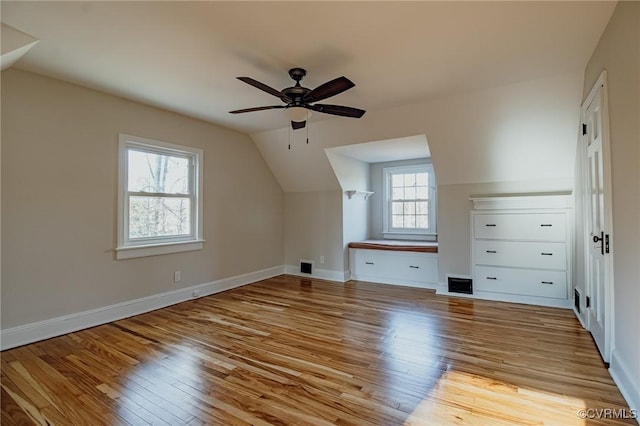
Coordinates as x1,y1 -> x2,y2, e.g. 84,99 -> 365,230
475,266 -> 567,299
474,240 -> 566,270
394,255 -> 438,283
474,213 -> 566,241
353,250 -> 390,277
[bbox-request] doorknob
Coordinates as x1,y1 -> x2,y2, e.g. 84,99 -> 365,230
592,231 -> 604,255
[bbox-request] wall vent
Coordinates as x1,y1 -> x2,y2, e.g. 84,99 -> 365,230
448,276 -> 472,294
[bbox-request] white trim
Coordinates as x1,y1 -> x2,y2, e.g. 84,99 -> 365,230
580,71 -> 615,362
117,134 -> 204,259
435,283 -> 572,309
284,265 -> 348,283
0,266 -> 284,351
382,163 -> 437,236
609,350 -> 640,417
115,240 -> 205,260
470,193 -> 572,210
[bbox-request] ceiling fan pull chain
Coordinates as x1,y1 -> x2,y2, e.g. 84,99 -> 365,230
306,122 -> 309,144
288,123 -> 291,150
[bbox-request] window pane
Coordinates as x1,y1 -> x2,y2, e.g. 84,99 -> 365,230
128,149 -> 190,194
392,174 -> 404,188
392,188 -> 404,200
416,172 -> 428,186
416,215 -> 429,229
404,187 -> 417,200
392,202 -> 404,214
392,215 -> 404,228
416,187 -> 428,199
404,202 -> 415,215
129,196 -> 191,238
405,215 -> 416,228
416,201 -> 428,214
404,173 -> 416,187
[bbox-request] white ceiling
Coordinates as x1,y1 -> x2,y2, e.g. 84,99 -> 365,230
326,135 -> 430,164
1,1 -> 615,134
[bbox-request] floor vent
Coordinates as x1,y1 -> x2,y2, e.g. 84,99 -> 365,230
300,260 -> 313,274
448,276 -> 472,294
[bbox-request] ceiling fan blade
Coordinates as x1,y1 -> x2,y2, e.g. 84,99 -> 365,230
304,76 -> 355,103
309,104 -> 366,118
291,120 -> 306,130
229,105 -> 285,114
237,77 -> 281,97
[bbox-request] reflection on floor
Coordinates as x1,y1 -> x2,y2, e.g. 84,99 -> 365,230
1,275 -> 634,425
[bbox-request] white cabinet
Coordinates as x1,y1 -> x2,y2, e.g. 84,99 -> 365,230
470,195 -> 572,308
350,248 -> 438,289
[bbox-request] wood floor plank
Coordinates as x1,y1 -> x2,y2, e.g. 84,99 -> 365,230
1,275 -> 634,425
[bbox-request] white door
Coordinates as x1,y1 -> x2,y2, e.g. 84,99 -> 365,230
584,80 -> 611,362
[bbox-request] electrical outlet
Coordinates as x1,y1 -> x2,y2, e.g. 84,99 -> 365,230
174,270 -> 181,283
320,256 -> 325,264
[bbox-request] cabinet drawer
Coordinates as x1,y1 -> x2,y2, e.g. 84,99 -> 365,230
474,240 -> 566,270
475,266 -> 567,299
394,255 -> 438,283
474,213 -> 566,241
353,250 -> 390,277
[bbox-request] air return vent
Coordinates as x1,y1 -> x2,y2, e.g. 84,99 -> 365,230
448,276 -> 472,294
300,260 -> 313,275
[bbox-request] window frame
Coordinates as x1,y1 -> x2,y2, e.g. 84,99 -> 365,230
116,134 -> 204,260
382,163 -> 437,239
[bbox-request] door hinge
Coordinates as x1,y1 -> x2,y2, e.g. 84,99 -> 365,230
586,296 -> 591,308
582,123 -> 587,135
605,234 -> 610,254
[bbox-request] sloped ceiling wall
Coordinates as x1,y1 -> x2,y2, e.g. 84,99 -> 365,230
251,71 -> 583,192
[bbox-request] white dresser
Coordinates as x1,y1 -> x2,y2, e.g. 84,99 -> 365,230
470,194 -> 572,308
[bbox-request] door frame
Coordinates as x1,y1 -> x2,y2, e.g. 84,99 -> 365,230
579,70 -> 615,362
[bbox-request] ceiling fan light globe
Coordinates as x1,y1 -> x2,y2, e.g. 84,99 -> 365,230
286,106 -> 311,122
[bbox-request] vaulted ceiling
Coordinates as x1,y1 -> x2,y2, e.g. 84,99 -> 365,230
1,1 -> 615,134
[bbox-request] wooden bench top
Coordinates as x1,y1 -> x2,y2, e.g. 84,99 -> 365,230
348,239 -> 438,253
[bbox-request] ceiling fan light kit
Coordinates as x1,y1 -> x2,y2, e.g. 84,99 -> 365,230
229,67 -> 365,130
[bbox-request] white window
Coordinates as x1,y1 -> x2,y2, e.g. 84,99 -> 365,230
383,164 -> 437,238
116,134 -> 203,259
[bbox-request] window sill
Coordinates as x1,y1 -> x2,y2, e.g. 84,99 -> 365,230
115,240 -> 205,260
382,232 -> 437,242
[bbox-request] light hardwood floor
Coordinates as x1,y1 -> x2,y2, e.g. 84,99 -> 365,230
1,275 -> 634,425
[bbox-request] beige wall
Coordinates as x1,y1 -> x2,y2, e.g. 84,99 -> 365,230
283,191 -> 344,273
580,1 -> 640,408
1,69 -> 284,329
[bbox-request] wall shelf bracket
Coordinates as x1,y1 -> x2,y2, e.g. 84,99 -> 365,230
346,190 -> 374,200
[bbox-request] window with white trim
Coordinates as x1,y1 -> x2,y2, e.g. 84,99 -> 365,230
383,164 -> 437,237
116,134 -> 203,259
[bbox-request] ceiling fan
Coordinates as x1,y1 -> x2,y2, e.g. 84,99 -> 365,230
229,67 -> 365,130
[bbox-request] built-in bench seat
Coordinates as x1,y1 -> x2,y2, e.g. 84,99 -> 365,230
348,240 -> 439,288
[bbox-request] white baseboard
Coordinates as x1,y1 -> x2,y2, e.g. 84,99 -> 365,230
609,349 -> 640,420
435,283 -> 572,309
1,265 -> 284,351
284,265 -> 347,282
